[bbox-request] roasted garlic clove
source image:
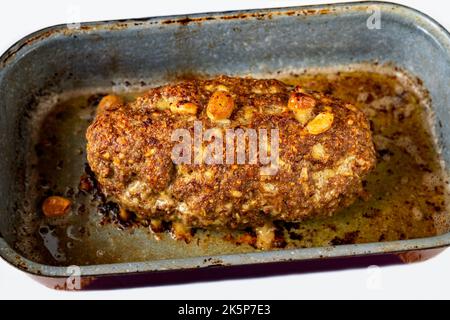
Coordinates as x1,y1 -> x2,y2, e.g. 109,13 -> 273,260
97,94 -> 124,113
42,196 -> 72,217
305,112 -> 334,135
207,90 -> 235,121
169,102 -> 198,115
288,91 -> 317,125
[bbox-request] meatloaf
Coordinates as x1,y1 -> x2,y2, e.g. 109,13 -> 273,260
86,76 -> 376,231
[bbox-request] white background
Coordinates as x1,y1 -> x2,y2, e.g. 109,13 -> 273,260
0,0 -> 449,300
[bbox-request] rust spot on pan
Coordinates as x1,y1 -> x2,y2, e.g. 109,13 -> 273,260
0,29 -> 56,68
319,9 -> 332,15
31,275 -> 96,291
397,248 -> 445,263
162,16 -> 216,25
219,14 -> 247,20
287,8 -> 334,16
159,8 -> 337,26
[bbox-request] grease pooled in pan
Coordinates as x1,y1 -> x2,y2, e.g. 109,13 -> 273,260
17,65 -> 450,266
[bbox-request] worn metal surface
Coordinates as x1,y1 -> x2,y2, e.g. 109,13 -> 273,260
1,1 -> 450,281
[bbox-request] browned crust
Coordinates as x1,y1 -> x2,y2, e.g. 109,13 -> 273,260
86,76 -> 376,229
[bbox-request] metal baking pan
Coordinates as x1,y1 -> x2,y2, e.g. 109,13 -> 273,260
1,1 -> 450,289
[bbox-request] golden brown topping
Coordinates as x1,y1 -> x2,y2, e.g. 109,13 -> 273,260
145,148 -> 156,157
287,92 -> 317,112
207,91 -> 235,121
262,183 -> 278,194
206,84 -> 229,92
288,91 -> 317,125
216,84 -> 229,92
344,103 -> 358,112
97,95 -> 123,113
204,169 -> 215,180
101,152 -> 111,160
155,98 -> 171,110
170,102 -> 198,115
230,190 -> 243,198
300,167 -> 309,181
269,85 -> 282,94
42,196 -> 72,217
305,112 -> 334,135
293,109 -> 314,126
311,143 -> 329,161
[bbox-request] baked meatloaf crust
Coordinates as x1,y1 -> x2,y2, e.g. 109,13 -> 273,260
86,76 -> 376,230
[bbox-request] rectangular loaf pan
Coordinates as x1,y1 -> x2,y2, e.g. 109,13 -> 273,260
1,1 -> 450,288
